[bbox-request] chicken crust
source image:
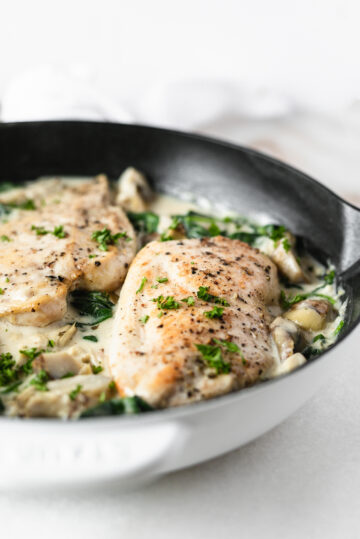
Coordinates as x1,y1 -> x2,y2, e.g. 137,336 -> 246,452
0,175 -> 136,326
109,236 -> 280,407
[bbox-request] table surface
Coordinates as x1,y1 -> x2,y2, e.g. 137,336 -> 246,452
1,115 -> 360,539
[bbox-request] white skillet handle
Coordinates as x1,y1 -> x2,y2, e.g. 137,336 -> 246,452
0,421 -> 185,488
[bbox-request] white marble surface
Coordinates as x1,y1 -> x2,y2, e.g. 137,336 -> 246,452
1,115 -> 360,539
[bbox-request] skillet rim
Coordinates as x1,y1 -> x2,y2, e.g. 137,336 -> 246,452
0,119 -> 359,425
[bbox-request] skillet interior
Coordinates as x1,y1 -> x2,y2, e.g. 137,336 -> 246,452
0,119 -> 359,378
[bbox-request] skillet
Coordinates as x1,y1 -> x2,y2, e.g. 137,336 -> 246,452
0,121 -> 359,489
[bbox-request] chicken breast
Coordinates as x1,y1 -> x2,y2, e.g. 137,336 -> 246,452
0,175 -> 136,326
109,236 -> 280,407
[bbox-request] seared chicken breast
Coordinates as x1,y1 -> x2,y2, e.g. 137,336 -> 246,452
0,175 -> 136,326
109,236 -> 280,407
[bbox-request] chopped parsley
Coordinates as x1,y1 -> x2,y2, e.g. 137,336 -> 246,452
324,269 -> 336,285
197,286 -> 229,306
20,347 -> 44,374
214,339 -> 246,364
91,228 -> 131,251
83,335 -> 98,342
334,320 -> 344,336
91,364 -> 103,374
20,347 -> 44,361
1,380 -> 22,394
70,290 -> 114,325
53,225 -> 66,238
195,344 -> 231,374
0,353 -> 17,386
204,306 -> 224,319
156,277 -> 168,283
17,199 -> 36,211
282,238 -> 291,252
61,372 -> 75,379
98,391 -> 106,403
152,295 -> 180,311
127,211 -> 159,234
30,370 -> 49,392
313,334 -> 325,343
0,289 -> 4,295
69,385 -> 83,400
181,296 -> 195,306
0,235 -> 10,242
136,277 -> 148,294
47,339 -> 55,348
31,224 -> 67,238
139,315 -> 149,324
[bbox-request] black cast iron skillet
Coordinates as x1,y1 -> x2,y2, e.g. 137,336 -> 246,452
0,120 -> 359,367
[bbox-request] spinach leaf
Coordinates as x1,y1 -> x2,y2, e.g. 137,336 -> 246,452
0,181 -> 19,193
70,290 -> 114,325
172,212 -> 224,239
127,211 -> 159,234
80,396 -> 153,418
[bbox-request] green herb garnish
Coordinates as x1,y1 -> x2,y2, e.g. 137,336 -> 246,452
156,277 -> 168,283
1,380 -> 23,394
31,224 -> 67,238
195,344 -> 231,374
181,296 -> 195,306
204,306 -> 224,319
324,270 -> 336,285
197,286 -> 229,306
334,320 -> 344,336
53,225 -> 66,238
61,372 -> 75,379
139,315 -> 149,324
83,335 -> 98,342
136,277 -> 147,294
69,384 -> 82,400
313,334 -> 325,343
91,365 -> 103,374
30,370 -> 49,392
282,238 -> 291,252
91,228 -> 131,251
153,295 -> 180,311
31,225 -> 48,235
0,235 -> 10,242
0,353 -> 17,387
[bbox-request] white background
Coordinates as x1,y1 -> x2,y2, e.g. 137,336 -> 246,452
1,1 -> 360,537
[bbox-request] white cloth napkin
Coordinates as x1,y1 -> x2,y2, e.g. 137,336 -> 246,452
0,65 -> 293,129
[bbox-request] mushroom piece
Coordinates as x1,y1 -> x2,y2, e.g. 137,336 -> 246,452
6,374 -> 114,419
18,324 -> 77,353
284,298 -> 334,331
116,167 -> 153,212
276,352 -> 306,375
270,316 -> 301,361
32,345 -> 93,379
270,233 -> 307,284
